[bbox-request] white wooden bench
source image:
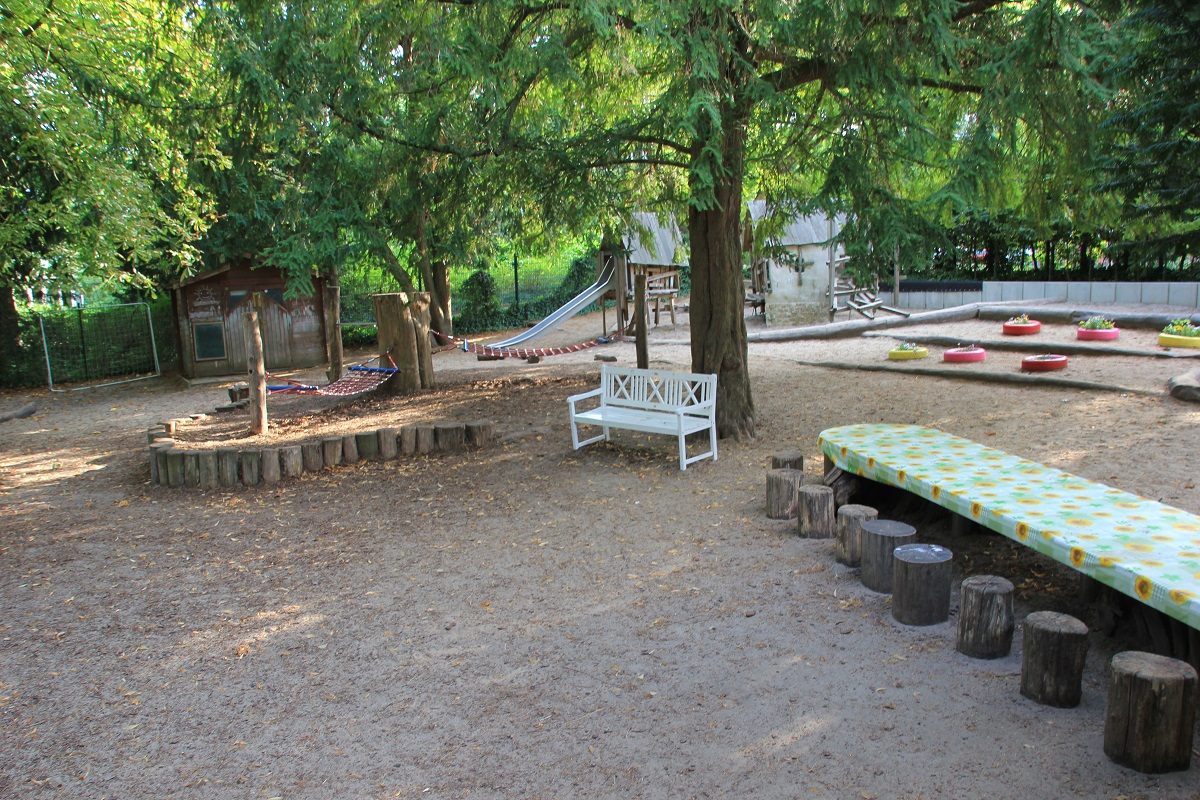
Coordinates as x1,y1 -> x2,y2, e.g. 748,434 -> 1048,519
568,365 -> 717,470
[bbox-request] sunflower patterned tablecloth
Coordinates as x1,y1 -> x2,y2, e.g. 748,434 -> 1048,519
819,424 -> 1200,630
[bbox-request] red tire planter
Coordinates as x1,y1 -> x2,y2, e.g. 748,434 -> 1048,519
1002,320 -> 1042,335
1077,327 -> 1119,341
1021,354 -> 1068,372
944,346 -> 987,363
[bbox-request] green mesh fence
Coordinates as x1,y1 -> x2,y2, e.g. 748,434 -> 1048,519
39,302 -> 161,390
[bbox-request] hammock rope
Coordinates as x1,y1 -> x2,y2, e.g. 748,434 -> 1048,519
429,328 -> 626,360
268,352 -> 400,396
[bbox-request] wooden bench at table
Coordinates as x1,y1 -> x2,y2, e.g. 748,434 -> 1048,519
819,424 -> 1200,633
568,365 -> 717,470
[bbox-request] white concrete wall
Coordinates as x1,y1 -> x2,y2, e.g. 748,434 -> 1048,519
763,243 -> 843,325
887,282 -> 1200,311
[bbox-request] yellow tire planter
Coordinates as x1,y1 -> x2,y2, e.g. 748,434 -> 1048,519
1158,332 -> 1200,349
888,346 -> 929,361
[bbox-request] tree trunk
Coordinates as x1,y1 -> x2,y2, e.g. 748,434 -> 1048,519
413,211 -> 451,337
0,282 -> 23,379
324,280 -> 343,383
687,132 -> 755,440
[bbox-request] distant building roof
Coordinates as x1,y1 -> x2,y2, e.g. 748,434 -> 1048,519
748,200 -> 844,247
624,212 -> 686,266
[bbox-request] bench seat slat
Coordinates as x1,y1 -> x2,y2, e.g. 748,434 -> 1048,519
573,406 -> 713,436
819,423 -> 1200,630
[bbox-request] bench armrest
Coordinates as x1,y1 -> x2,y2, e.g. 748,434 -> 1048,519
567,387 -> 604,411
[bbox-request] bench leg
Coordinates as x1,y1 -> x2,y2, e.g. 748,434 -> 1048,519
678,432 -> 688,471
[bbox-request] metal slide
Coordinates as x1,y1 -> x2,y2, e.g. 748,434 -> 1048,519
487,259 -> 618,348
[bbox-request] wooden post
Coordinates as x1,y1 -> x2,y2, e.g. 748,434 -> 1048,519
183,451 -> 201,488
859,520 -> 916,593
321,437 -> 343,467
324,280 -> 343,383
415,424 -> 436,454
198,450 -> 219,490
243,292 -> 268,435
634,272 -> 649,369
408,291 -> 435,389
355,431 -> 379,461
240,449 -> 261,486
166,449 -> 186,487
281,446 -> 304,478
1020,611 -> 1090,708
377,428 -> 398,460
835,504 -> 878,567
796,484 -> 835,538
771,451 -> 804,471
766,468 -> 803,520
261,447 -> 281,484
1104,651 -> 1197,773
372,292 -> 420,395
341,434 -> 359,464
891,543 -> 953,626
217,447 -> 239,487
400,425 -> 417,456
154,444 -> 172,487
435,421 -> 465,451
466,420 -> 494,448
956,576 -> 1016,659
301,442 -> 323,472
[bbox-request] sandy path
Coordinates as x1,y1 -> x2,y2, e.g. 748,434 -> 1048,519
0,300 -> 1198,799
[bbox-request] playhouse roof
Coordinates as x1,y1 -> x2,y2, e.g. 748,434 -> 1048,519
747,201 -> 844,247
623,212 -> 686,266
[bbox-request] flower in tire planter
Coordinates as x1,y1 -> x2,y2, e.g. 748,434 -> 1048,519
1076,316 -> 1119,341
888,342 -> 928,360
944,344 -> 986,363
1158,319 -> 1200,349
1002,314 -> 1042,335
1021,354 -> 1068,371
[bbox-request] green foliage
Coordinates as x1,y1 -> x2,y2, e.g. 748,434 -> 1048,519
1079,316 -> 1116,330
1163,319 -> 1200,337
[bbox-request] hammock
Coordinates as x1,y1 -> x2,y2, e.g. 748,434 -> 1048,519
268,354 -> 399,396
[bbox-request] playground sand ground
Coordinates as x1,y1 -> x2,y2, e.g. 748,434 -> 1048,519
1,301 -> 1199,799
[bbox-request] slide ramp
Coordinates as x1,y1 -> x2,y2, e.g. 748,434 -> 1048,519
487,260 -> 617,348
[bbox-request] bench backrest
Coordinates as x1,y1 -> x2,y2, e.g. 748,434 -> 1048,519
601,365 -> 716,412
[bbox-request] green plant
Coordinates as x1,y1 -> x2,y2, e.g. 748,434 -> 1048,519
1162,319 -> 1200,337
1078,315 -> 1115,330
1007,314 -> 1032,324
895,342 -> 925,351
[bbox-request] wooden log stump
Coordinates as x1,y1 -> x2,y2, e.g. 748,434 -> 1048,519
342,433 -> 360,464
771,451 -> 804,471
198,451 -> 219,490
956,575 -> 1015,659
301,442 -> 323,472
161,419 -> 178,435
1104,650 -> 1198,773
351,431 -> 377,461
215,448 -> 238,487
147,427 -> 165,444
823,466 -> 861,506
377,428 -> 398,460
399,425 -> 417,456
183,450 -> 201,488
435,421 -> 465,452
466,420 -> 494,448
153,444 -> 173,487
240,449 -> 261,486
321,437 -> 343,467
766,468 -> 803,520
372,293 -> 421,395
1020,611 -> 1090,707
415,424 -> 436,454
892,544 -> 953,626
164,449 -> 185,488
796,484 -> 835,538
835,504 -> 878,567
859,520 -> 917,593
280,446 -> 304,478
261,448 -> 281,485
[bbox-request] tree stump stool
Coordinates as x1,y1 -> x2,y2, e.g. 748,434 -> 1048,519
399,425 -> 418,456
956,575 -> 1015,659
1020,611 -> 1090,707
415,424 -> 436,454
436,421 -> 466,451
240,449 -> 261,486
771,451 -> 804,471
766,469 -> 803,520
183,451 -> 201,488
859,520 -> 916,593
797,484 -> 835,538
355,431 -> 379,461
892,543 -> 953,626
198,451 -> 219,490
301,442 -> 323,472
1104,651 -> 1197,773
466,420 -> 494,448
835,504 -> 878,567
